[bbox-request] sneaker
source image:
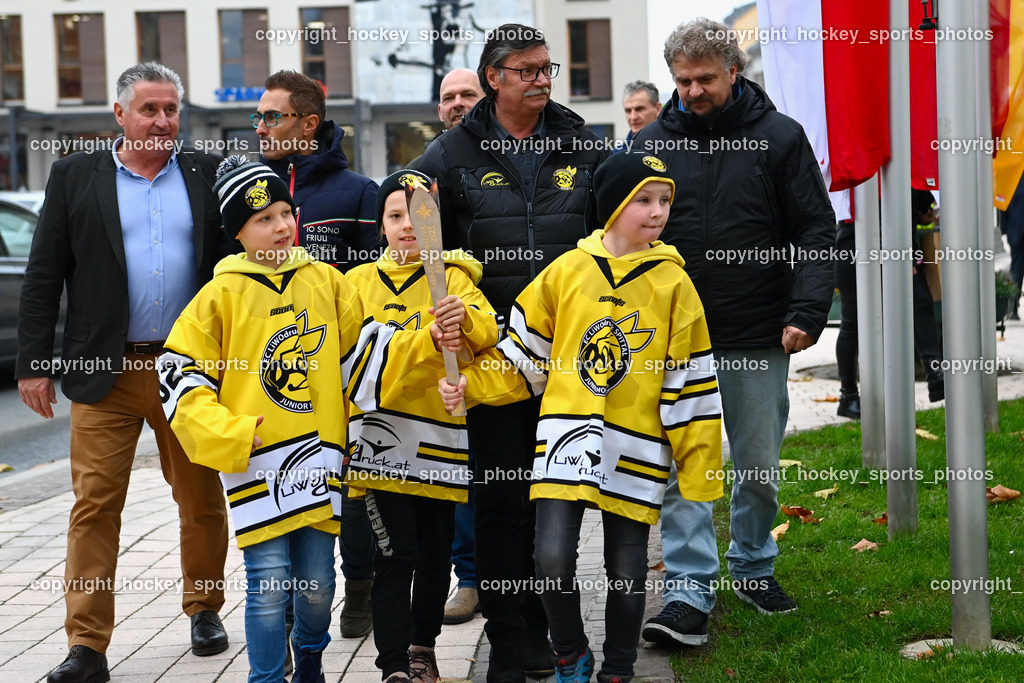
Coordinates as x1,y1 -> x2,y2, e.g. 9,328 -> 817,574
642,601 -> 708,646
596,673 -> 633,683
554,647 -> 594,683
409,647 -> 439,683
733,576 -> 798,614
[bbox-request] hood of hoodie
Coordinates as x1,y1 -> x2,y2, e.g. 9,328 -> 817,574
374,247 -> 484,285
261,121 -> 350,200
659,75 -> 772,135
577,230 -> 685,269
459,97 -> 589,143
215,246 -> 315,277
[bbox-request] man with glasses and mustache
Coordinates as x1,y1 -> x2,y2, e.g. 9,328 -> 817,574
254,70 -> 378,274
416,23 -> 608,683
254,70 -> 379,644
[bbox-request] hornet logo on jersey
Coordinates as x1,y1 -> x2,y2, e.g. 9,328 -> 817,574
260,310 -> 326,412
577,311 -> 654,396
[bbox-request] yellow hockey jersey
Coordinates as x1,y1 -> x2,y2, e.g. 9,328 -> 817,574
464,231 -> 724,524
343,250 -> 498,502
159,247 -> 439,548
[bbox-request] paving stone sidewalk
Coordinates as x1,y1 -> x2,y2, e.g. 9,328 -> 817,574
2,314 -> 1022,682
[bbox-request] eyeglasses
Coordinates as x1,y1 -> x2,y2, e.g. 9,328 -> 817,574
250,112 -> 309,129
498,63 -> 560,82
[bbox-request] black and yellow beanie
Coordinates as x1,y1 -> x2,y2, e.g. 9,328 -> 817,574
594,152 -> 675,228
213,155 -> 296,238
375,169 -> 433,233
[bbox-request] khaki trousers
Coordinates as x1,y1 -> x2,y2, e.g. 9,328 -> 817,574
65,354 -> 228,652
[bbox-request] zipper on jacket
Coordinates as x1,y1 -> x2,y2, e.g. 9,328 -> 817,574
526,201 -> 537,279
700,150 -> 713,297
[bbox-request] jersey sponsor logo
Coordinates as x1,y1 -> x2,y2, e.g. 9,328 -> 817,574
260,310 -> 326,412
545,423 -> 609,485
598,295 -> 626,307
245,179 -> 271,210
552,165 -> 577,191
383,302 -> 408,313
577,311 -> 655,396
270,304 -> 294,316
350,415 -> 402,467
481,171 -> 510,187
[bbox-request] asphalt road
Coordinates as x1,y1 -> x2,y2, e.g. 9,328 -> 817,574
0,372 -> 72,476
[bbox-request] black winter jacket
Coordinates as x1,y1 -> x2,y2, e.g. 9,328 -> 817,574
415,98 -> 609,320
263,121 -> 378,272
632,77 -> 836,349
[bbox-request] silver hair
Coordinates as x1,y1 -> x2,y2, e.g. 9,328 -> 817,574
663,18 -> 748,72
116,62 -> 185,110
477,24 -> 548,100
623,80 -> 659,106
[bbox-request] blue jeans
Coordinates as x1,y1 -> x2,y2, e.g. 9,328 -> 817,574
242,527 -> 337,683
661,348 -> 790,612
534,499 -> 649,678
451,450 -> 476,588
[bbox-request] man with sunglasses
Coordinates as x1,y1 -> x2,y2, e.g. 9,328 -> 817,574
254,70 -> 378,274
416,23 -> 608,683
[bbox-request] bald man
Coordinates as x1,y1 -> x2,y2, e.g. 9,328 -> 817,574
438,67 -> 484,129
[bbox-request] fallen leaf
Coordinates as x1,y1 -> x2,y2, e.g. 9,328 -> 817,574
725,669 -> 737,679
867,610 -> 892,618
986,485 -> 1021,503
771,521 -> 789,541
813,484 -> 839,500
781,504 -> 815,518
649,559 -> 666,572
799,514 -> 823,524
779,459 -> 803,468
789,376 -> 814,382
814,395 -> 839,403
915,428 -> 940,440
851,538 -> 880,552
0,464 -> 13,473
872,513 -> 888,525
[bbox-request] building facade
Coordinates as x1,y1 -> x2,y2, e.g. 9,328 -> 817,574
0,0 -> 650,189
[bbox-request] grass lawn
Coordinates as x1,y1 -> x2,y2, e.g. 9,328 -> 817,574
669,398 -> 1024,681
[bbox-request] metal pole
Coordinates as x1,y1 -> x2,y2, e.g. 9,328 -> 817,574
855,176 -> 885,468
880,0 -> 918,538
7,105 -> 18,190
935,0 -> 992,650
974,0 -> 999,433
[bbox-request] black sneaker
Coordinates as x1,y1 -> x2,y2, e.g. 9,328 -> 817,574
733,576 -> 798,614
641,601 -> 708,646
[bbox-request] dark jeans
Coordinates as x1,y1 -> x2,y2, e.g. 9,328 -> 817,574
364,489 -> 455,677
451,449 -> 477,587
533,499 -> 649,678
468,396 -> 548,652
913,269 -> 942,372
340,486 -> 374,581
835,227 -> 859,393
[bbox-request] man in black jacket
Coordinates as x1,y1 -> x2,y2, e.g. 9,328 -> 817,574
416,23 -> 609,683
16,63 -> 230,683
633,19 -> 835,646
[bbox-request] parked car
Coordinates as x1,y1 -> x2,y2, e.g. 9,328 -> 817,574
0,197 -> 65,365
0,191 -> 47,214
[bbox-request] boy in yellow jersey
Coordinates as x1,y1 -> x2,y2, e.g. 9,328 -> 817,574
344,169 -> 498,683
440,152 -> 723,683
158,157 -> 457,683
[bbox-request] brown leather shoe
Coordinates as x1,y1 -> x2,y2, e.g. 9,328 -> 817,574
46,645 -> 109,683
442,586 -> 480,625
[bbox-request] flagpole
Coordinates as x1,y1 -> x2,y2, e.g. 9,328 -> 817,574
855,176 -> 885,469
880,0 -> 918,538
974,0 -> 999,433
935,0 -> 992,649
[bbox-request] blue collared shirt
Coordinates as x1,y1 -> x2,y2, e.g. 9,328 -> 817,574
112,138 -> 199,342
